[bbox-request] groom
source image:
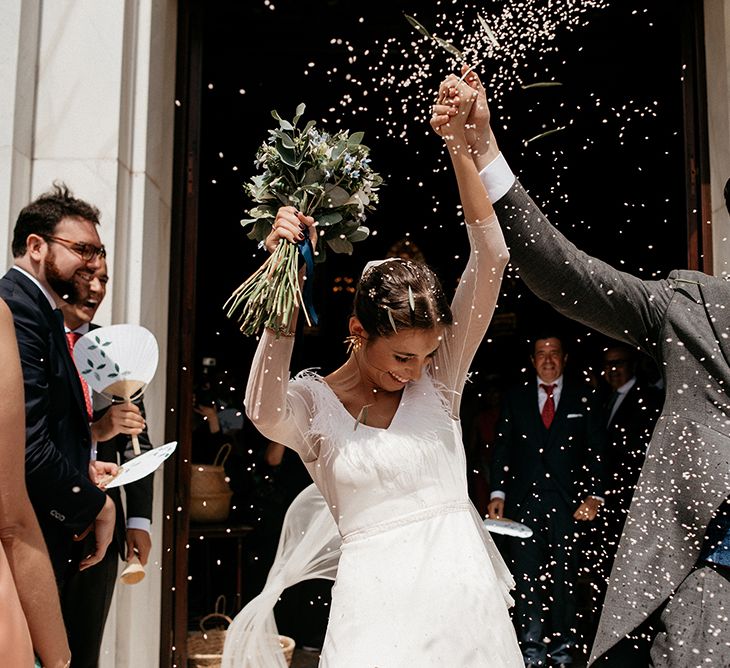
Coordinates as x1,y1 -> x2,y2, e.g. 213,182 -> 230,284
438,72 -> 730,666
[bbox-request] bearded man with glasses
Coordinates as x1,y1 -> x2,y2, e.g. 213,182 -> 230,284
0,183 -> 117,591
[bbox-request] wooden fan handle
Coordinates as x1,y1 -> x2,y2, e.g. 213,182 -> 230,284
131,434 -> 141,456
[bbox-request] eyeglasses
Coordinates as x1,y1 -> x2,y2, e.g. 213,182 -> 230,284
43,235 -> 106,261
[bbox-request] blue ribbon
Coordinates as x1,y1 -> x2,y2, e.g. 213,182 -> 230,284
297,236 -> 318,326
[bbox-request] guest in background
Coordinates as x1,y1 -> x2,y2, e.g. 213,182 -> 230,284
0,297 -> 71,668
0,183 -> 116,581
488,334 -> 606,667
587,344 -> 662,606
59,257 -> 151,668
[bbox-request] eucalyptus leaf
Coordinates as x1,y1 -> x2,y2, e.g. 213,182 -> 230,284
294,102 -> 306,125
271,110 -> 282,122
524,126 -> 567,145
303,167 -> 325,185
316,211 -> 344,226
404,13 -> 432,40
326,236 -> 354,254
434,36 -> 464,60
348,226 -> 370,243
348,131 -> 365,145
323,184 -> 350,207
279,132 -> 296,149
275,141 -> 298,167
521,82 -> 563,90
478,14 -> 500,49
249,205 -> 276,218
331,143 -> 347,160
279,119 -> 294,131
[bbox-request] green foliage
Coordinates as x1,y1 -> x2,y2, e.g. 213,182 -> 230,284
228,104 -> 383,336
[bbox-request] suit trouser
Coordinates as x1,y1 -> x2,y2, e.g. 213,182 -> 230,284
61,535 -> 119,668
509,490 -> 578,665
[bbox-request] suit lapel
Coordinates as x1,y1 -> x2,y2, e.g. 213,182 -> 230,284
10,270 -> 90,429
697,278 -> 730,372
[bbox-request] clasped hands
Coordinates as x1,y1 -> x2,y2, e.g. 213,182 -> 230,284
430,67 -> 491,150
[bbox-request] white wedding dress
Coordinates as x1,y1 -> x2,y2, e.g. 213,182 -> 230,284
222,217 -> 523,667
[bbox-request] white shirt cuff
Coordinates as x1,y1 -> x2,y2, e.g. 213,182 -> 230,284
490,491 -> 506,500
478,152 -> 516,203
127,517 -> 151,533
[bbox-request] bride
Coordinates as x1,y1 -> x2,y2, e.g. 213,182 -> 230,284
223,76 -> 523,667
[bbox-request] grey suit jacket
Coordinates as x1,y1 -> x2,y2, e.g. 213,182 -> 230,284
494,180 -> 730,663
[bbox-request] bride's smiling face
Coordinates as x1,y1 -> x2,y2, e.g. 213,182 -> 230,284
353,320 -> 444,391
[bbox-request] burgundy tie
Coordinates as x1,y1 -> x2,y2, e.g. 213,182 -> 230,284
540,383 -> 556,429
66,331 -> 93,421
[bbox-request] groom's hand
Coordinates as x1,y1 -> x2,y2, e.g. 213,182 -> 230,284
461,65 -> 499,171
487,498 -> 504,519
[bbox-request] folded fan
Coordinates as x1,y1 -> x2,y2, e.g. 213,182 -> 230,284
483,517 -> 534,539
73,324 -> 159,455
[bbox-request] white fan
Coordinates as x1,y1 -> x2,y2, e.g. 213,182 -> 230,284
483,517 -> 534,539
73,324 -> 159,455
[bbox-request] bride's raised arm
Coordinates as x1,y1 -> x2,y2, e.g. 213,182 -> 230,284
430,76 -> 509,413
244,208 -> 320,459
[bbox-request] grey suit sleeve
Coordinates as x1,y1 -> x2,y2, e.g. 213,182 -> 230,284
494,180 -> 673,356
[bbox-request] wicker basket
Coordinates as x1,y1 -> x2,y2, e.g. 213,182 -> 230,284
190,444 -> 232,497
190,491 -> 233,523
188,609 -> 295,668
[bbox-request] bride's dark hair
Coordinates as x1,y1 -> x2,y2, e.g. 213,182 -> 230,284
354,259 -> 453,338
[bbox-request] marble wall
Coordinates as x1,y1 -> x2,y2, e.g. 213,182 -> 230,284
0,1 -> 177,666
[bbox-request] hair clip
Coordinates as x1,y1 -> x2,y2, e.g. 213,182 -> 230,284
386,307 -> 398,334
407,286 -> 416,316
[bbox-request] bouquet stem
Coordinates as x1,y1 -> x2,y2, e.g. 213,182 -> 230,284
224,240 -> 311,337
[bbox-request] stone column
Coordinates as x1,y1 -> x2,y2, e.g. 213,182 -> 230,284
0,1 -> 177,666
705,0 -> 730,276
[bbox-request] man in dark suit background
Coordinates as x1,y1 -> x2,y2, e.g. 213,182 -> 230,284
488,334 -> 606,667
0,183 -> 116,580
598,343 -> 663,580
59,257 -> 152,667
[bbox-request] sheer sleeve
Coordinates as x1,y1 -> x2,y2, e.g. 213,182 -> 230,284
433,215 -> 509,416
244,331 -> 319,461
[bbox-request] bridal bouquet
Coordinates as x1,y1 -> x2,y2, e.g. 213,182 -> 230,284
225,103 -> 382,336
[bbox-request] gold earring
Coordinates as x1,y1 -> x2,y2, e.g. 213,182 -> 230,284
344,335 -> 362,354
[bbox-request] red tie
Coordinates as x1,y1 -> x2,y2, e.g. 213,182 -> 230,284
540,383 -> 556,429
66,331 -> 93,421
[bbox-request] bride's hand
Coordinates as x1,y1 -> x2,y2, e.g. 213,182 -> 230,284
264,206 -> 317,254
430,75 -> 477,145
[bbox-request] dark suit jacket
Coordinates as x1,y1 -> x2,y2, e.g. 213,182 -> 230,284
494,180 -> 730,663
491,378 -> 606,512
0,268 -> 106,573
604,381 -> 663,512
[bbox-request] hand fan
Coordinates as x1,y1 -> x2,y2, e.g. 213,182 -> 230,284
483,517 -> 534,539
99,441 -> 177,489
73,324 -> 159,455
